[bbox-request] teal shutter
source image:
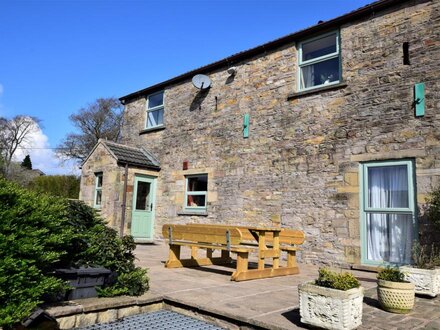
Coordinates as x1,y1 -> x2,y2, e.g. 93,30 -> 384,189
414,83 -> 425,117
243,114 -> 249,138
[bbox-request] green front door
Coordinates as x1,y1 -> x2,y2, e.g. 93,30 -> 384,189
131,175 -> 155,241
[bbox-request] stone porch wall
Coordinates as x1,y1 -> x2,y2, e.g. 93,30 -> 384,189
119,0 -> 440,267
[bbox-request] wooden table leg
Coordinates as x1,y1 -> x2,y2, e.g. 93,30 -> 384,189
258,231 -> 265,270
191,246 -> 198,259
273,231 -> 280,269
165,244 -> 181,268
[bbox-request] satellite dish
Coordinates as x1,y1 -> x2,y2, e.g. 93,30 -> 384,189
192,74 -> 211,90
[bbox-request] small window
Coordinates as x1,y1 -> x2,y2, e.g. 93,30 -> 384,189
185,174 -> 208,210
298,31 -> 341,91
94,173 -> 103,208
146,91 -> 164,128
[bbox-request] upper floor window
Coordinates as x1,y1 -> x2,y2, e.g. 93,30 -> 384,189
94,172 -> 103,209
298,31 -> 340,91
185,174 -> 208,211
146,91 -> 164,128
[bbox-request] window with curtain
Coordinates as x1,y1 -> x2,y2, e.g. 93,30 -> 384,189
146,91 -> 164,128
185,174 -> 208,210
298,31 -> 341,91
94,172 -> 103,209
361,161 -> 416,265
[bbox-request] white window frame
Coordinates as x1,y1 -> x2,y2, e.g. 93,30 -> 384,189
297,30 -> 341,92
145,91 -> 164,129
94,172 -> 103,209
184,174 -> 208,211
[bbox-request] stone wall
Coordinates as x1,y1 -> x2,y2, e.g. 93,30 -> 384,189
119,0 -> 440,267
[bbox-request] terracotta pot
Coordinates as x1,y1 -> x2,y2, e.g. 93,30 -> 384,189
377,279 -> 415,314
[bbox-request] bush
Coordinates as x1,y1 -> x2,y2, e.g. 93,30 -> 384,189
426,184 -> 440,229
377,267 -> 405,282
28,175 -> 80,199
315,268 -> 360,291
412,241 -> 440,269
0,179 -> 148,328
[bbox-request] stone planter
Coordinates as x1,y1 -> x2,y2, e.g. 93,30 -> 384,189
400,266 -> 440,297
377,279 -> 415,314
55,267 -> 112,300
298,282 -> 364,330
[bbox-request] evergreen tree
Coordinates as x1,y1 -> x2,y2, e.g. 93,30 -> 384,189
21,154 -> 32,170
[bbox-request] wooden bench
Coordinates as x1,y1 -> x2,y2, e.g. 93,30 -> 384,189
162,224 -> 305,281
162,224 -> 253,281
188,224 -> 305,269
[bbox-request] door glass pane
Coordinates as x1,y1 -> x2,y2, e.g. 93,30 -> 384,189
302,33 -> 337,62
368,165 -> 409,208
135,181 -> 151,210
147,109 -> 164,127
366,213 -> 413,264
300,57 -> 340,89
187,175 -> 207,192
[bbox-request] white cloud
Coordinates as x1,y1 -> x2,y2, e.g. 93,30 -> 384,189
12,121 -> 80,176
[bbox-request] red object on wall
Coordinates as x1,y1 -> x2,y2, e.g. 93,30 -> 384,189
183,160 -> 189,170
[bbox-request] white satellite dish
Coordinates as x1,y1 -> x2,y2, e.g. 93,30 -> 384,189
192,74 -> 211,90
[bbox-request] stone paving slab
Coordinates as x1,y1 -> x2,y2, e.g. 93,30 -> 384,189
134,241 -> 440,330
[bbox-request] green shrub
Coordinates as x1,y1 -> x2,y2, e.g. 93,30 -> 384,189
0,179 -> 148,328
426,184 -> 440,230
377,267 -> 405,282
28,175 -> 80,199
315,268 -> 360,291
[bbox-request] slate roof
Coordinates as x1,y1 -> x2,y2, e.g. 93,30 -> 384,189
119,0 -> 406,103
102,140 -> 160,169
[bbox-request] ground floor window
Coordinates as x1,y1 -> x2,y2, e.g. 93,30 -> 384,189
94,172 -> 103,208
185,174 -> 207,211
361,160 -> 416,265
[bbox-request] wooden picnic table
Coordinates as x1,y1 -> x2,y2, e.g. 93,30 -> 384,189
162,223 -> 305,281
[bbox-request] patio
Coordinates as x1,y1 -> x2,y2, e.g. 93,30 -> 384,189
135,241 -> 440,330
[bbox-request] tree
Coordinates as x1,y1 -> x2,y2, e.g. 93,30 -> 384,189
0,116 -> 40,177
21,155 -> 32,170
57,97 -> 124,162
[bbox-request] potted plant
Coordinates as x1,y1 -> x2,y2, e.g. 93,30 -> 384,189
377,267 -> 415,314
298,268 -> 364,330
400,242 -> 440,297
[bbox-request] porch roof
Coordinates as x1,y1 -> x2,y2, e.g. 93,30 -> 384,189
102,140 -> 160,169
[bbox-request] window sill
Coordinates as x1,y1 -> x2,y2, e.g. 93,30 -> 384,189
139,125 -> 166,135
177,211 -> 208,216
287,82 -> 347,100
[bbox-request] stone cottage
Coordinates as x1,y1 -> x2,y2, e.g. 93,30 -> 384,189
80,0 -> 440,268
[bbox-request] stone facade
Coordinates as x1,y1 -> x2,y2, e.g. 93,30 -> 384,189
81,0 -> 440,267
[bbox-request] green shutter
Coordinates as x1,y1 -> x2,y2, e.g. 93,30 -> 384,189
243,114 -> 249,138
414,83 -> 425,117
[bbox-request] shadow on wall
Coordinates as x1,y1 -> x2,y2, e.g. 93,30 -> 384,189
190,89 -> 210,112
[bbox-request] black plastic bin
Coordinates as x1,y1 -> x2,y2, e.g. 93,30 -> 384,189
55,267 -> 112,300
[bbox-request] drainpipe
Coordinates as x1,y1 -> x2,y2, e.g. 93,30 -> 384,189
120,163 -> 128,237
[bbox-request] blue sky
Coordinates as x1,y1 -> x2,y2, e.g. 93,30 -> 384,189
0,0 -> 373,174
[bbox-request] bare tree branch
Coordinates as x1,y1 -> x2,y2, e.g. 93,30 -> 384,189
57,97 -> 124,163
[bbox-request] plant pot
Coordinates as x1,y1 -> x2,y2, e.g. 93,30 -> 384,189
298,282 -> 364,330
400,266 -> 440,297
377,279 -> 415,314
55,267 -> 112,300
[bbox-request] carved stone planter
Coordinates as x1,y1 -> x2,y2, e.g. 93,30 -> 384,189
377,279 -> 415,314
298,282 -> 364,330
400,266 -> 440,297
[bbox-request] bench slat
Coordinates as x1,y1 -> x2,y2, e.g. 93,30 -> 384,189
169,241 -> 253,253
162,224 -> 243,245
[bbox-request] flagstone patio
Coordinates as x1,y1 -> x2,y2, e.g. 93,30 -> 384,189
134,241 -> 440,329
